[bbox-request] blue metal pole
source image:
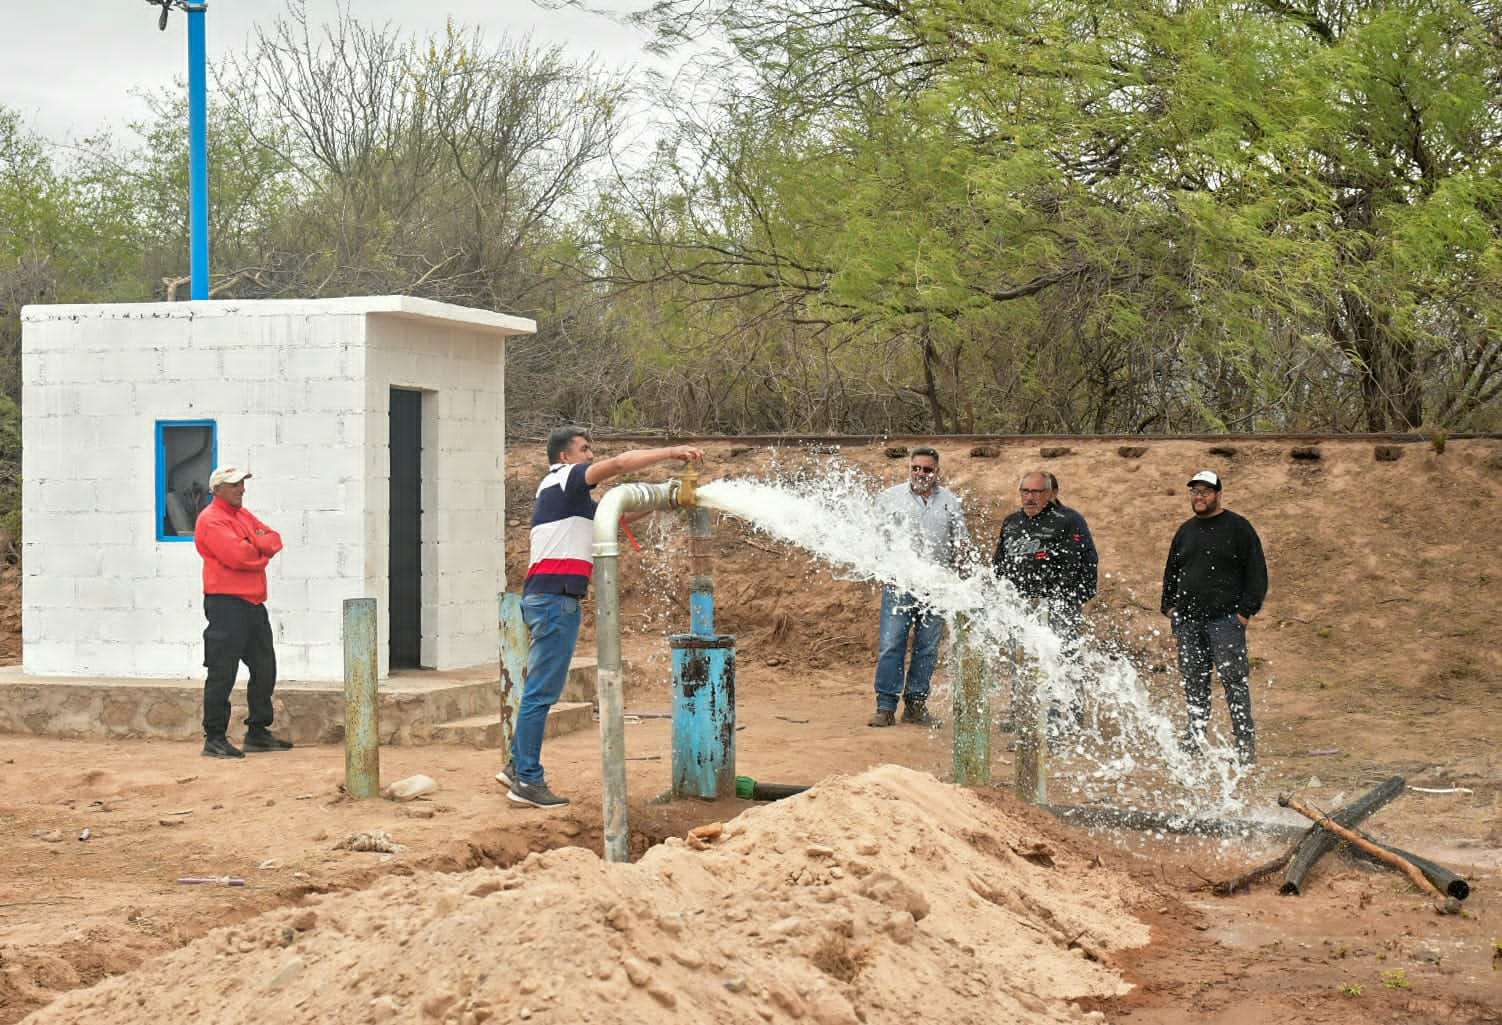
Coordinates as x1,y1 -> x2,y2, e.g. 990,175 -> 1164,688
186,3 -> 210,300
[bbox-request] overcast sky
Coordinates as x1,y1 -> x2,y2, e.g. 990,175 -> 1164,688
0,0 -> 658,145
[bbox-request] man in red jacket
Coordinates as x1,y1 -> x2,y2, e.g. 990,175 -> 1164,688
194,466 -> 289,758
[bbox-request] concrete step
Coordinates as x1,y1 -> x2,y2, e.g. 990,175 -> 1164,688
415,702 -> 595,747
412,655 -> 607,747
0,654 -> 613,746
560,657 -> 600,704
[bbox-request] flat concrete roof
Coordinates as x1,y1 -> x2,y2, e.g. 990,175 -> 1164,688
21,295 -> 537,337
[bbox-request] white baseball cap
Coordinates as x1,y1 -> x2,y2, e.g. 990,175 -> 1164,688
1188,470 -> 1222,491
209,466 -> 252,489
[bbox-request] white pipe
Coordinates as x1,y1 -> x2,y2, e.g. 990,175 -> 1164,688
593,480 -> 682,863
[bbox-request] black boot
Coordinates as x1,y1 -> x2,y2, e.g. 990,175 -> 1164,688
1235,734 -> 1256,765
900,700 -> 943,729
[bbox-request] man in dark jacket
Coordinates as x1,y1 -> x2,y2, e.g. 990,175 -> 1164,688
1161,470 -> 1268,764
993,471 -> 1098,739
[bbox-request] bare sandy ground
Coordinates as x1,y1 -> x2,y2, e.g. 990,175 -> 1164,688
3,435 -> 1501,1024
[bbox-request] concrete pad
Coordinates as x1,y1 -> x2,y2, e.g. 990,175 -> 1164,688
0,659 -> 604,746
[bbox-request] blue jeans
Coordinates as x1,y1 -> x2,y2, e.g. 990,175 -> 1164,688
1172,612 -> 1254,755
510,593 -> 581,785
874,587 -> 944,711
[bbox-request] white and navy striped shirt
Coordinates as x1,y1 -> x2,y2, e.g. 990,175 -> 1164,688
523,462 -> 598,596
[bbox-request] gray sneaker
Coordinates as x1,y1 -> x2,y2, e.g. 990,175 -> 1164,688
867,708 -> 896,728
507,780 -> 569,808
495,760 -> 516,787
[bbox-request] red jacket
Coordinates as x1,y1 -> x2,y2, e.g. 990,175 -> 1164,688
195,497 -> 283,604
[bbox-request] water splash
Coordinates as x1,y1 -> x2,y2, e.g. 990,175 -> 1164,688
698,465 -> 1255,821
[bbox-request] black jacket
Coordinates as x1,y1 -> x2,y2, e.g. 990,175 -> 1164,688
992,503 -> 1098,605
1160,509 -> 1268,620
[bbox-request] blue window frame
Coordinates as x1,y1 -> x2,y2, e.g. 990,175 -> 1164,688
156,420 -> 216,541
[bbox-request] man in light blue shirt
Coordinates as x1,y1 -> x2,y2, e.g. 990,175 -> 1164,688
869,447 -> 970,728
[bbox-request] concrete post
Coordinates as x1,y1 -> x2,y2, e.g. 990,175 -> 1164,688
342,598 -> 380,799
951,612 -> 990,785
1013,609 -> 1048,804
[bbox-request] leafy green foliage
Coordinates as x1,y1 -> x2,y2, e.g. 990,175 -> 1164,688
607,0 -> 1502,433
0,393 -> 18,561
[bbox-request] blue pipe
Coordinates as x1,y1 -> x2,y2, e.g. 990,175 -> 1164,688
689,591 -> 714,636
671,634 -> 736,799
688,506 -> 714,634
672,505 -> 736,799
186,3 -> 210,300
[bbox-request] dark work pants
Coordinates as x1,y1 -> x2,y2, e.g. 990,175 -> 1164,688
1010,598 -> 1085,731
202,594 -> 278,739
1172,612 -> 1254,758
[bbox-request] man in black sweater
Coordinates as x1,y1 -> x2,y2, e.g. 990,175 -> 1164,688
1160,470 -> 1268,764
994,471 -> 1098,742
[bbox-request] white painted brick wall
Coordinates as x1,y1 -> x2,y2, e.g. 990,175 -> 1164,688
141,380 -> 215,411
130,641 -> 199,675
166,346 -> 225,381
283,343 -> 351,380
21,297 -> 528,682
306,576 -> 363,615
80,574 -> 137,609
221,347 -> 280,382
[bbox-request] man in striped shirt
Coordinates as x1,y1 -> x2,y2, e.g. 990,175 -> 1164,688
503,427 -> 704,808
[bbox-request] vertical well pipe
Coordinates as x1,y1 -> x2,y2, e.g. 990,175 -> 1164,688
674,503 -> 735,798
688,506 -> 714,635
670,635 -> 736,799
342,597 -> 380,799
186,3 -> 210,300
951,612 -> 990,785
593,480 -> 682,863
595,552 -> 629,861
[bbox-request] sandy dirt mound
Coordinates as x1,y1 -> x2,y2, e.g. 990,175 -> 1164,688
20,766 -> 1149,1025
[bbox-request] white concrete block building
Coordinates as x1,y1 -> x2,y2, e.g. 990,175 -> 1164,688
20,297 -> 534,682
